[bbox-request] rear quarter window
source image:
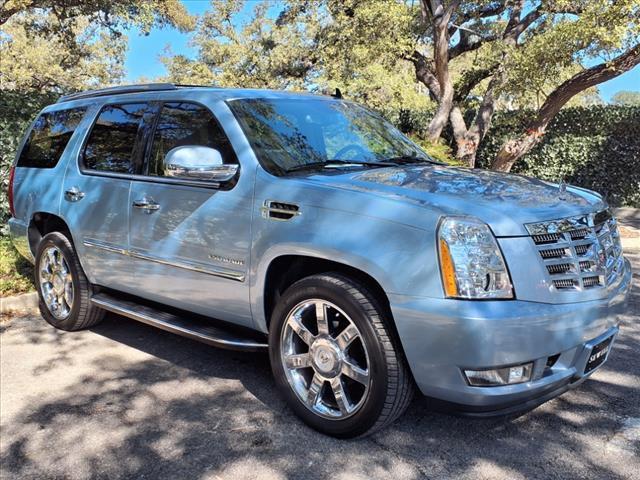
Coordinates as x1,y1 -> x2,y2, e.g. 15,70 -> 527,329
17,107 -> 87,168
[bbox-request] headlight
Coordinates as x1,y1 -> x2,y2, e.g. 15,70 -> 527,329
438,217 -> 513,299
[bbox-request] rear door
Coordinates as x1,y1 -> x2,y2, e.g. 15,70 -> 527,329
127,101 -> 254,327
61,102 -> 156,291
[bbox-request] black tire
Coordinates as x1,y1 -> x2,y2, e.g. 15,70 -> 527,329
269,273 -> 414,438
34,232 -> 104,331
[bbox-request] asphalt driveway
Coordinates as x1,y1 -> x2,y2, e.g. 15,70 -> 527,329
1,250 -> 639,479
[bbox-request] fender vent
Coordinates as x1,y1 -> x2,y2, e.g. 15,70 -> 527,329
262,200 -> 300,221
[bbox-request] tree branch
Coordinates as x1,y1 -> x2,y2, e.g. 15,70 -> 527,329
409,50 -> 441,100
450,29 -> 498,59
492,43 -> 640,171
453,64 -> 499,103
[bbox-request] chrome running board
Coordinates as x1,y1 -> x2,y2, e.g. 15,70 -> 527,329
91,293 -> 267,352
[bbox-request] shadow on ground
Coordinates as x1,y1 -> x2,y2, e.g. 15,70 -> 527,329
1,254 -> 639,479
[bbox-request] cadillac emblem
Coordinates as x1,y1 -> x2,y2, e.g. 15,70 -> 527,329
558,180 -> 568,201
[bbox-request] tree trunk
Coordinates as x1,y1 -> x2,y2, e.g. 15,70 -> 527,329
492,129 -> 543,171
424,0 -> 458,142
453,68 -> 503,167
492,44 -> 640,172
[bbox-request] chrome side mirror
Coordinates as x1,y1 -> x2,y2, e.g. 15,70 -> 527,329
164,145 -> 239,182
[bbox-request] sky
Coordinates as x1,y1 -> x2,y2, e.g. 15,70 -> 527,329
124,0 -> 639,102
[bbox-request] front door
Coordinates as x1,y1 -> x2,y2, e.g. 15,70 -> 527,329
127,102 -> 254,327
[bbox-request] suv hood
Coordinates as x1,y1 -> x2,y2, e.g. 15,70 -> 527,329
303,165 -> 606,236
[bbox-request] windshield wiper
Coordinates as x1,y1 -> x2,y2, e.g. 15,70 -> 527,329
284,159 -> 394,173
383,154 -> 443,165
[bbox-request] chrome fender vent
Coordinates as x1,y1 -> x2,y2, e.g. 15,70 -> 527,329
262,200 -> 301,221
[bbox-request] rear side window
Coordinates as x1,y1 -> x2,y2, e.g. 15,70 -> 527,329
83,103 -> 147,173
17,107 -> 86,168
147,102 -> 237,177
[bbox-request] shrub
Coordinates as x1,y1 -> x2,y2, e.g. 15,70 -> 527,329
477,106 -> 640,207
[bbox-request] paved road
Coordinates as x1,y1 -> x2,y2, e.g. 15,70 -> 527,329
2,251 -> 639,480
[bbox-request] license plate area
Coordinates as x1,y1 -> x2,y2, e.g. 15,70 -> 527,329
584,336 -> 613,374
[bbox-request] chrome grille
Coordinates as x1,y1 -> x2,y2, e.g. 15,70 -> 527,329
526,210 -> 624,292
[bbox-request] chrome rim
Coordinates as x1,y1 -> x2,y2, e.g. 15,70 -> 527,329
281,299 -> 371,420
39,246 -> 73,319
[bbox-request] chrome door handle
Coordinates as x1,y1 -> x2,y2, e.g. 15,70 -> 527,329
132,197 -> 160,213
64,186 -> 85,202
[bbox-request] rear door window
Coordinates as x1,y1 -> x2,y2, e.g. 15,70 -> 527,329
83,103 -> 149,174
147,102 -> 237,177
17,107 -> 87,168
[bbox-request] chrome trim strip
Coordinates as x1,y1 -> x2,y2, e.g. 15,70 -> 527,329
83,240 -> 245,282
83,239 -> 127,255
128,248 -> 246,282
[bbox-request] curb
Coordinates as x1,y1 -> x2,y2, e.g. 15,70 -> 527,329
1,292 -> 38,316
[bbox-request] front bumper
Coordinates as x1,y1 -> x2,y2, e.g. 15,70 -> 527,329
389,257 -> 632,414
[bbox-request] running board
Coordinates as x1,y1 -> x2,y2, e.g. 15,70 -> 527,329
91,293 -> 267,352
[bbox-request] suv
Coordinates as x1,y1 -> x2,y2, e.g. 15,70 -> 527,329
7,84 -> 632,438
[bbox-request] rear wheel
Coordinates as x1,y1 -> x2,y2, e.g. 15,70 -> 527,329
35,232 -> 104,331
269,273 -> 414,438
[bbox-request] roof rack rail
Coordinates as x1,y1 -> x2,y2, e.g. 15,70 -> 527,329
57,83 -> 181,103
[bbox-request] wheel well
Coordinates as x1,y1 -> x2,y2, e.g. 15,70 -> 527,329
28,213 -> 72,254
263,255 -> 393,330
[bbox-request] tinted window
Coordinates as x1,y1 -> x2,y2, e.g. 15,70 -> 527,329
17,108 -> 86,168
148,102 -> 237,177
83,103 -> 147,173
227,98 -> 427,175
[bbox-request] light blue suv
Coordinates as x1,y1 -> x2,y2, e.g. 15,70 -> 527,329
7,84 -> 632,437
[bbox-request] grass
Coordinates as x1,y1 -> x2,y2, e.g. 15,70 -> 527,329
1,235 -> 35,296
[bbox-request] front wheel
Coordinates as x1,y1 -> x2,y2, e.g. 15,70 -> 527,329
269,273 -> 414,438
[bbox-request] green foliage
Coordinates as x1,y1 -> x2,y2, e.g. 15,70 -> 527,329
1,1 -> 195,93
0,90 -> 56,227
0,12 -> 127,92
611,90 -> 640,106
409,137 -> 461,165
476,106 -> 640,207
0,234 -> 34,296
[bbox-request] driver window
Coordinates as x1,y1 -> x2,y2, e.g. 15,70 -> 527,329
147,102 -> 237,177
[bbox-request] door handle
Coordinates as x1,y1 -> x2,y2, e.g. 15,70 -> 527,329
64,186 -> 85,202
132,197 -> 160,213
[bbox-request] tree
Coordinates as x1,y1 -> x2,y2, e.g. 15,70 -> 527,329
611,90 -> 640,105
410,0 -> 640,169
0,0 -> 194,31
1,12 -> 127,91
0,0 -> 195,93
159,0 -> 639,171
492,44 -> 640,171
160,1 -> 434,132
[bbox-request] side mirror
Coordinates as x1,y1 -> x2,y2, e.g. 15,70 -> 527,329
164,145 -> 239,182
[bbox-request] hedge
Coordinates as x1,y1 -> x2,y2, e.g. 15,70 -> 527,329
476,106 -> 640,208
0,92 -> 638,232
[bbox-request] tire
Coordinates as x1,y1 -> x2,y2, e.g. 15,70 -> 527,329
269,273 -> 414,438
34,231 -> 104,331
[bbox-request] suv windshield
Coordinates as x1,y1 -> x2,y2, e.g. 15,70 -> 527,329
227,98 -> 431,175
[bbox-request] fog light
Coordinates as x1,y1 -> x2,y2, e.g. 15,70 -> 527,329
464,363 -> 533,386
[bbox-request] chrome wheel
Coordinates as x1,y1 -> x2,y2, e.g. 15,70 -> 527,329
281,299 -> 371,420
39,246 -> 73,320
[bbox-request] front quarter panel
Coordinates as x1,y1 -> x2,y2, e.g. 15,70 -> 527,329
250,170 -> 443,332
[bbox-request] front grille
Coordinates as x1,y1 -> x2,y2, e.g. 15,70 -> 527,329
526,210 -> 624,292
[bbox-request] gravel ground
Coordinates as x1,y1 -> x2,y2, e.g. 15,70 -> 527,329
1,250 -> 638,479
